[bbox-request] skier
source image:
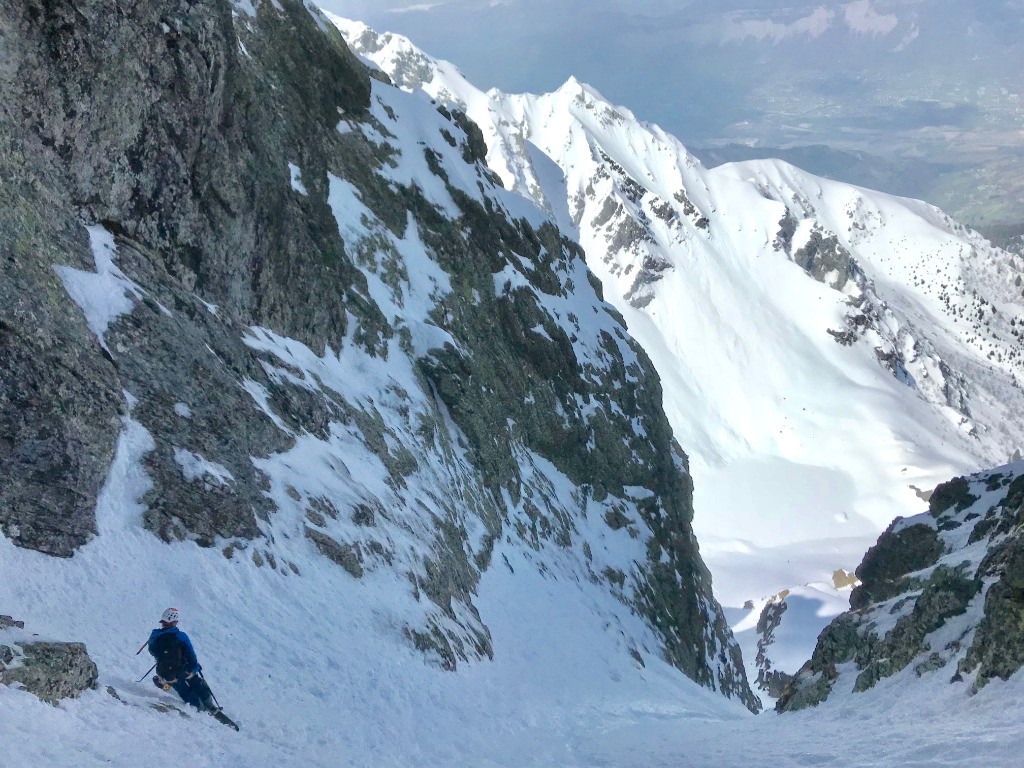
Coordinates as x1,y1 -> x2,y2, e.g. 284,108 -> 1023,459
147,608 -> 239,730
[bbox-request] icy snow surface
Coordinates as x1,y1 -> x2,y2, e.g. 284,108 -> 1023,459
173,448 -> 235,487
288,162 -> 308,196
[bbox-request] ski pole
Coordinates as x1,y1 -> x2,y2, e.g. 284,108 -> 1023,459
135,639 -> 149,655
136,662 -> 157,682
200,671 -> 222,709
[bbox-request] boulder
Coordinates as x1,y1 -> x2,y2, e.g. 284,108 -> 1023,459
1,618 -> 98,705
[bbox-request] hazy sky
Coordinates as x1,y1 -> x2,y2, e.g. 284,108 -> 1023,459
320,1 -> 1023,163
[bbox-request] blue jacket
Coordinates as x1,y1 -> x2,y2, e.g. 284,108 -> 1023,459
147,626 -> 201,675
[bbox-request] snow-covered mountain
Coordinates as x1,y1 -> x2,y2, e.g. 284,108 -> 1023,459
0,0 -> 776,762
5,2 -> 1024,763
323,0 -> 1024,227
351,0 -> 1024,230
334,16 -> 1024,700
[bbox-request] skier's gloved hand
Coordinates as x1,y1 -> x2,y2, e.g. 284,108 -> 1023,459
152,675 -> 172,691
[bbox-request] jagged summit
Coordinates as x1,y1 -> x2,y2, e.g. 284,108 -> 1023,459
554,75 -> 614,106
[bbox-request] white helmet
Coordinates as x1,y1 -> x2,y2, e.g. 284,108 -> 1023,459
160,607 -> 180,625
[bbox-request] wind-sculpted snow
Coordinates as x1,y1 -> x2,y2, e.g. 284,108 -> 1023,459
336,16 -> 1024,704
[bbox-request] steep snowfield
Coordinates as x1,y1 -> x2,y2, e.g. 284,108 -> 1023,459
3,463 -> 1024,767
3,527 -> 1024,765
0,486 -> 737,766
333,16 -> 1024,699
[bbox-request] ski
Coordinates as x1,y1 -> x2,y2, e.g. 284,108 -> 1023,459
211,708 -> 240,731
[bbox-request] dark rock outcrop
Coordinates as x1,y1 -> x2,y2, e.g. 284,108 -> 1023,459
778,462 -> 1024,711
1,617 -> 98,704
0,641 -> 98,705
849,521 -> 944,609
754,598 -> 794,700
792,226 -> 861,292
0,177 -> 124,556
0,615 -> 25,630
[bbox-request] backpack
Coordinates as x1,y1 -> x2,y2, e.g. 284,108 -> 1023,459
151,631 -> 188,681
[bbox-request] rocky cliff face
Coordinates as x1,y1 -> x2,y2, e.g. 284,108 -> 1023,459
777,461 -> 1024,711
1,0 -> 370,555
753,597 -> 794,700
0,0 -> 756,709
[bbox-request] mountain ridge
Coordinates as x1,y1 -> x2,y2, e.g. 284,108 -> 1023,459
336,14 -> 1024,702
337,10 -> 1024,539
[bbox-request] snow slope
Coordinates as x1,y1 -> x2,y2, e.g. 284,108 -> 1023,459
334,16 -> 1024,699
0,484 -> 741,766
3,527 -> 1024,766
3,463 -> 1024,766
